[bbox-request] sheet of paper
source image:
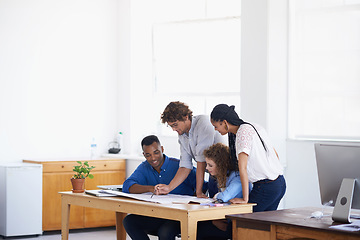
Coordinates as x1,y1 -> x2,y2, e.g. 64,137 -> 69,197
329,220 -> 360,232
103,190 -> 213,204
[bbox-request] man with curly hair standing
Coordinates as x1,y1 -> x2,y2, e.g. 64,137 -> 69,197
155,101 -> 224,198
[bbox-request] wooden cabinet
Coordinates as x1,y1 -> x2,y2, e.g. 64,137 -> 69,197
23,158 -> 126,231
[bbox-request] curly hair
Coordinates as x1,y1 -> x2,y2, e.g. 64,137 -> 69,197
161,101 -> 193,123
203,143 -> 237,189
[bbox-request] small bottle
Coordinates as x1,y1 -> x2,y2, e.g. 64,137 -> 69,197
90,137 -> 97,159
116,132 -> 123,153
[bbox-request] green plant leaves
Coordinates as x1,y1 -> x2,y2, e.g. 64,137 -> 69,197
72,161 -> 95,179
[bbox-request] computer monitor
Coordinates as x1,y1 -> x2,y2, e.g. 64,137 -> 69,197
315,143 -> 360,223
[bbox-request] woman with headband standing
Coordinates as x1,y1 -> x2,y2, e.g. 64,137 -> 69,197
210,104 -> 286,212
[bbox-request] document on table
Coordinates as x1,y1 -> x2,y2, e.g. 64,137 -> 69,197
103,190 -> 213,204
329,220 -> 360,232
85,189 -> 118,197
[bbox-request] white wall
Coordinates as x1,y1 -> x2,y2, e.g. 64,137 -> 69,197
286,140 -> 322,208
123,0 -> 236,156
241,0 -> 268,126
117,0 -> 132,154
0,0 -> 119,162
241,0 -> 321,209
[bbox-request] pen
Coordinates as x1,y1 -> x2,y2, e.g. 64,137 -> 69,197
151,186 -> 157,198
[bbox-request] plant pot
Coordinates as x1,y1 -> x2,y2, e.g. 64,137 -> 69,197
71,178 -> 85,193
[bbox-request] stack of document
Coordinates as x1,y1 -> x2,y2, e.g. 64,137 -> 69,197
85,185 -> 214,205
102,190 -> 213,204
97,184 -> 123,191
85,189 -> 118,197
85,185 -> 123,197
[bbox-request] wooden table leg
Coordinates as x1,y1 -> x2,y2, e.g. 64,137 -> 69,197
232,219 -> 238,240
188,220 -> 197,240
181,218 -> 197,240
180,219 -> 189,240
61,197 -> 70,240
116,212 -> 127,240
270,225 -> 276,240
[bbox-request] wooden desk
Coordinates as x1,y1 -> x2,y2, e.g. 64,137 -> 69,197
227,207 -> 360,240
60,191 -> 254,240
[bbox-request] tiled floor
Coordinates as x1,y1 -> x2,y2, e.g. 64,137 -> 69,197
1,227 -> 159,240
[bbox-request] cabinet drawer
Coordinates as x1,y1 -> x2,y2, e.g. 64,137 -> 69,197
42,159 -> 125,173
90,160 -> 125,171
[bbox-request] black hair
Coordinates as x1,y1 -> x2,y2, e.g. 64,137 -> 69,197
210,104 -> 243,126
141,135 -> 161,148
211,104 -> 267,163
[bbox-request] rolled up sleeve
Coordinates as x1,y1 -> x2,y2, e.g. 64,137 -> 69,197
122,164 -> 147,193
216,172 -> 243,202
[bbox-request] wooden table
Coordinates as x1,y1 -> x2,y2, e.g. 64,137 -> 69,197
60,191 -> 254,240
227,207 -> 360,240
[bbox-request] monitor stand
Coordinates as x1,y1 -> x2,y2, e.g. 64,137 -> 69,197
332,178 -> 355,223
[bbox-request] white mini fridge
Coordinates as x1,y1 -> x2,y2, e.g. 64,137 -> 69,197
0,162 -> 42,237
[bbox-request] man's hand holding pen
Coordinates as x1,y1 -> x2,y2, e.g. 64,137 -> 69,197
151,185 -> 159,198
153,184 -> 171,195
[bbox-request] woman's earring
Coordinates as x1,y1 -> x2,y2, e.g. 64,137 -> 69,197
224,122 -> 229,131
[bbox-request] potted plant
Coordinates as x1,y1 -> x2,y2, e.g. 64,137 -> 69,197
71,161 -> 95,193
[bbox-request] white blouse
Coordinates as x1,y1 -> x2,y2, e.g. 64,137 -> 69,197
235,123 -> 283,183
